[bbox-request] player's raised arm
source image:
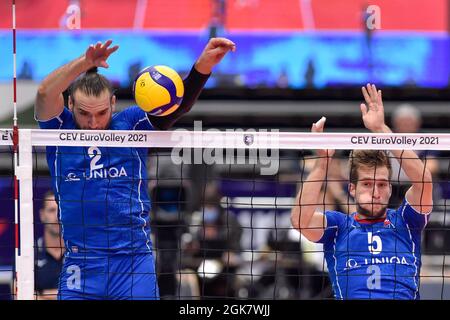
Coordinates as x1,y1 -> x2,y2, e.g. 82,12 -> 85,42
290,117 -> 333,242
361,83 -> 433,213
148,37 -> 236,130
35,40 -> 118,121
194,37 -> 236,75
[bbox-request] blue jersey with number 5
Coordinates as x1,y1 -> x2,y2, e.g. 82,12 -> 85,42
317,200 -> 430,300
39,106 -> 154,256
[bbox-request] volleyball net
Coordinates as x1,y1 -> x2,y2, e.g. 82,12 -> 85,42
1,128 -> 450,300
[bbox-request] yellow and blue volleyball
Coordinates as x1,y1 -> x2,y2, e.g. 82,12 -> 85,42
133,65 -> 184,116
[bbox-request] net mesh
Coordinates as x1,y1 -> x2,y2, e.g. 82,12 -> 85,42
0,143 -> 14,300
2,129 -> 450,300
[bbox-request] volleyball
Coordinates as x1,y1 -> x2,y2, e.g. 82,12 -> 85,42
133,65 -> 184,116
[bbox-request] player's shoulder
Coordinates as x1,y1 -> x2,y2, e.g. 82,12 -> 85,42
113,106 -> 143,118
111,106 -> 138,125
326,209 -> 350,218
112,106 -> 154,131
37,107 -> 75,129
393,199 -> 416,216
324,210 -> 349,226
112,106 -> 146,121
386,200 -> 421,226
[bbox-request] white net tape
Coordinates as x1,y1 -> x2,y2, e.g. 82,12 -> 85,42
2,129 -> 450,150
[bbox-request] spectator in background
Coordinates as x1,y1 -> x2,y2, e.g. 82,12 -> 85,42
209,0 -> 226,38
276,68 -> 289,88
390,104 -> 441,206
304,59 -> 316,89
187,182 -> 242,298
35,190 -> 64,300
150,180 -> 188,299
18,61 -> 33,80
127,62 -> 142,87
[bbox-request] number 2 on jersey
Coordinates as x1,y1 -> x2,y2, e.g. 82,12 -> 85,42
88,146 -> 103,172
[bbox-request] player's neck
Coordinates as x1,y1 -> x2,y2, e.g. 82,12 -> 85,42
355,212 -> 386,223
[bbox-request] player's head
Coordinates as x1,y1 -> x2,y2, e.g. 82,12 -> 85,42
392,103 -> 422,133
68,67 -> 116,130
39,190 -> 60,237
202,182 -> 222,224
349,150 -> 392,218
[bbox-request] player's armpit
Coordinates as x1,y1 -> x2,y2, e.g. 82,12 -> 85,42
405,186 -> 433,215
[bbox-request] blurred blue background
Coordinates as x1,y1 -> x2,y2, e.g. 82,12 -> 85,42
0,31 -> 448,89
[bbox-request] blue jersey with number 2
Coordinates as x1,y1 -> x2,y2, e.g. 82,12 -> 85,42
39,106 -> 154,257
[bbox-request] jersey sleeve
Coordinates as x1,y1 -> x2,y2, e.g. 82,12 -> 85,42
118,106 -> 155,131
316,211 -> 346,244
399,198 -> 430,232
37,107 -> 72,129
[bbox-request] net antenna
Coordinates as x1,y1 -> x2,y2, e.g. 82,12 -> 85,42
12,0 -> 35,300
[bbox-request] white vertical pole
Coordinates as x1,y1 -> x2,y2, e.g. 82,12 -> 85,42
16,129 -> 34,300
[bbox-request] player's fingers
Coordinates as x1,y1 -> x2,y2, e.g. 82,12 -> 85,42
95,42 -> 102,50
106,45 -> 119,55
223,44 -> 236,52
377,90 -> 383,106
210,47 -> 227,56
313,116 -> 326,132
362,86 -> 370,103
210,45 -> 234,56
208,48 -> 232,62
370,83 -> 377,101
86,44 -> 94,55
210,37 -> 235,46
209,38 -> 236,51
371,84 -> 378,100
367,83 -> 375,101
103,39 -> 113,48
360,103 -> 368,116
312,123 -> 323,133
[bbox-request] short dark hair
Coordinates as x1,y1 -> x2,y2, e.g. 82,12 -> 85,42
69,67 -> 113,102
349,150 -> 392,184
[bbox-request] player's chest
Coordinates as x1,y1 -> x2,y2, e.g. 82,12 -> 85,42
336,222 -> 411,255
56,146 -> 144,180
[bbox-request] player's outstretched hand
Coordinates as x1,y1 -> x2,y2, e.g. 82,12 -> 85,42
360,83 -> 386,133
195,37 -> 236,75
85,40 -> 119,69
312,116 -> 335,159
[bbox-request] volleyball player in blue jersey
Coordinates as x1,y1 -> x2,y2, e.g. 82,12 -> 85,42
35,38 -> 235,300
291,84 -> 433,299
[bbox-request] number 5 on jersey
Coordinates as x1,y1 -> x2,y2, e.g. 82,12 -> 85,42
367,231 -> 382,254
367,231 -> 383,290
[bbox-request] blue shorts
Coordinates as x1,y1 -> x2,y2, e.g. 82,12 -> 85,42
58,253 -> 159,300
